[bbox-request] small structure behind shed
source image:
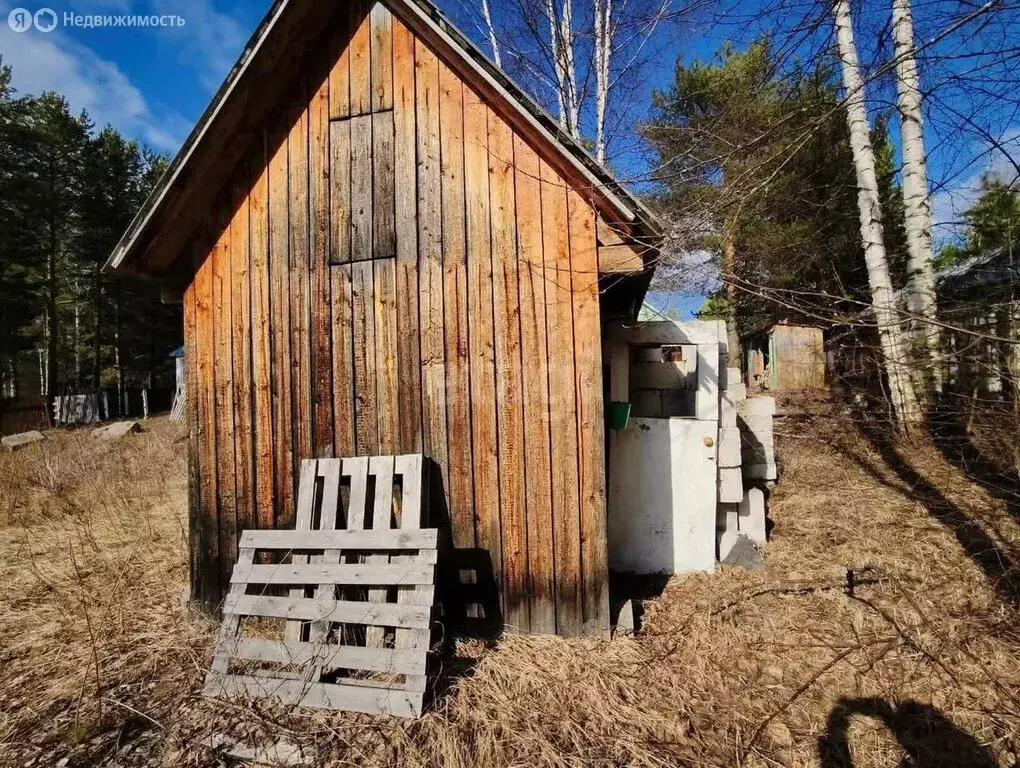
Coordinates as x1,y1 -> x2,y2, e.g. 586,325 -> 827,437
743,323 -> 825,391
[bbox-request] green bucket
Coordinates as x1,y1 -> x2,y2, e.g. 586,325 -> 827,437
607,401 -> 632,431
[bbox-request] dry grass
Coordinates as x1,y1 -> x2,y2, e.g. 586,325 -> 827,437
1,405 -> 1019,767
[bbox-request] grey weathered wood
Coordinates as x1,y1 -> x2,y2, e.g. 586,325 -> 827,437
207,454 -> 433,717
224,593 -> 432,628
2,430 -> 45,451
287,460 -> 320,642
232,562 -> 434,586
366,455 -> 395,646
393,453 -> 429,692
239,528 -> 438,550
344,456 -> 370,528
216,637 -> 427,674
350,114 -> 373,261
204,675 -> 423,718
210,546 -> 255,676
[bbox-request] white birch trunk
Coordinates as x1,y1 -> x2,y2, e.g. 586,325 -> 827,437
835,0 -> 921,428
593,0 -> 613,163
560,0 -> 581,137
546,0 -> 568,130
481,0 -> 502,67
892,0 -> 940,391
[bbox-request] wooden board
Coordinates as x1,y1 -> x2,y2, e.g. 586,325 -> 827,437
212,200 -> 237,592
288,90 -> 313,480
514,136 -> 555,634
488,111 -> 527,631
540,159 -> 582,636
268,113 -> 294,528
438,61 -> 473,559
205,676 -> 422,719
369,2 -> 393,112
568,188 -> 610,637
463,88 -> 500,626
309,55 -> 334,458
205,455 -> 434,718
415,41 -> 449,503
230,175 -> 254,541
249,144 -> 275,529
392,16 -> 422,454
348,0 -> 372,116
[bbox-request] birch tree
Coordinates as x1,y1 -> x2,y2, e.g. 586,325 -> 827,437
892,0 -> 939,390
478,0 -> 674,164
834,0 -> 921,427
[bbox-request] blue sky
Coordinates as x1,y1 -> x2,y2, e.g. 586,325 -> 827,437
0,0 -> 264,150
2,0 -> 1016,320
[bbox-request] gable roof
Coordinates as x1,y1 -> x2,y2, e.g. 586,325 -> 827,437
106,0 -> 662,278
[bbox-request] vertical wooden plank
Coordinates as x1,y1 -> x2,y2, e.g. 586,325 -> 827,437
393,17 -> 422,454
331,264 -> 356,457
289,96 -> 313,475
369,2 -> 393,112
193,240 -> 220,603
372,112 -> 396,260
269,117 -> 294,527
352,260 -> 378,455
329,119 -> 352,266
464,87 -> 501,626
540,158 -> 582,636
310,60 -> 334,458
212,206 -> 237,592
328,10 -> 351,120
366,455 -> 395,646
349,0 -> 371,116
415,41 -> 448,505
374,257 -> 399,455
567,189 -> 609,637
250,142 -> 275,530
183,277 -> 204,603
438,62 -> 473,555
230,175 -> 254,542
489,114 -> 528,631
350,114 -> 373,261
286,459 -> 318,643
514,136 -> 554,634
394,453 -> 429,691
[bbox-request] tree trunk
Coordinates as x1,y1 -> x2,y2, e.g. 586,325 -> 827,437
892,0 -> 940,393
93,261 -> 102,390
481,0 -> 501,67
593,0 -> 613,164
721,214 -> 742,368
834,0 -> 921,430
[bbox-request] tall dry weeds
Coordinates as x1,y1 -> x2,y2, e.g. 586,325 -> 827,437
1,407 -> 1019,767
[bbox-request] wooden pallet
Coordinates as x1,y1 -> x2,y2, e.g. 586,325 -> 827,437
203,455 -> 434,718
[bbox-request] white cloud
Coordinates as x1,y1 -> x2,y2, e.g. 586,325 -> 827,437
0,23 -> 189,150
149,0 -> 248,91
930,128 -> 1020,244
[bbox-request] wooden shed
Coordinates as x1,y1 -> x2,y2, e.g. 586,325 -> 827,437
742,323 -> 826,391
106,0 -> 658,637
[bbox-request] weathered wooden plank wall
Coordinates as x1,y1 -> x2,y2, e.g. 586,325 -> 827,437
182,0 -> 610,636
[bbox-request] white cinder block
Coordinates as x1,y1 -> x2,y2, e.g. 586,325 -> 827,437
737,396 -> 775,417
717,503 -> 739,559
719,466 -> 743,503
718,427 -> 742,467
738,487 -> 766,546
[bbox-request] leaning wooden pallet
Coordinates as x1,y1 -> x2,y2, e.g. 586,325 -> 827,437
203,455 -> 435,718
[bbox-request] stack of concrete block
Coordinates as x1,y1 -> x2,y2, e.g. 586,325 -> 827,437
716,366 -> 771,564
718,366 -> 744,503
737,396 -> 777,481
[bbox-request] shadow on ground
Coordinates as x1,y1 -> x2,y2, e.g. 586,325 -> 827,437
818,698 -> 1001,768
